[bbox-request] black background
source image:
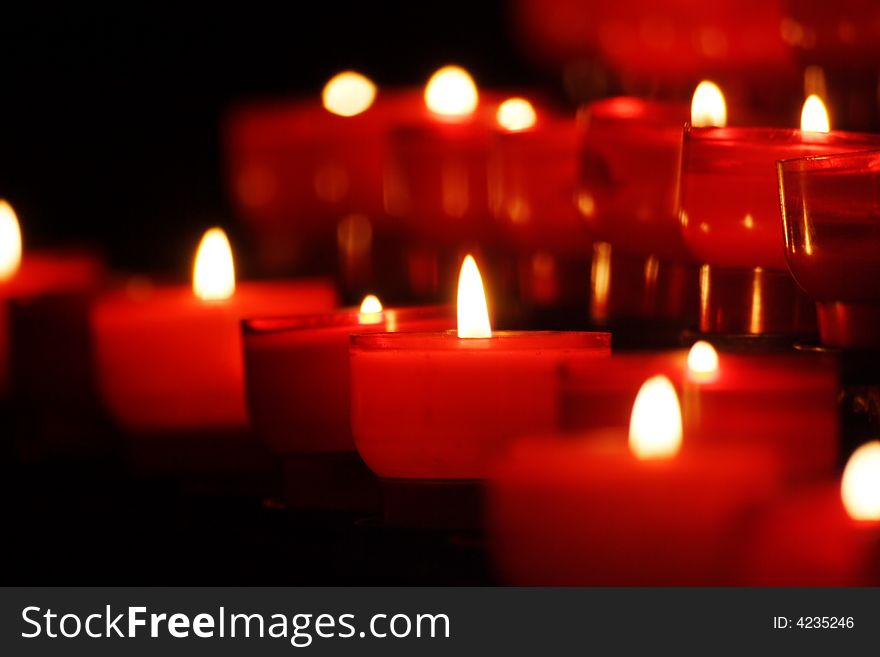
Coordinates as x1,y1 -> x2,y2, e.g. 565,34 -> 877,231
0,3 -> 546,274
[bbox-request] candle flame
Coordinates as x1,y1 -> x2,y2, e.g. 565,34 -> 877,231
691,81 -> 727,128
322,71 -> 377,117
800,94 -> 830,133
841,441 -> 880,521
425,65 -> 478,118
0,199 -> 23,282
193,227 -> 236,301
457,254 -> 491,338
629,375 -> 683,460
358,294 -> 383,325
687,340 -> 719,378
496,97 -> 537,131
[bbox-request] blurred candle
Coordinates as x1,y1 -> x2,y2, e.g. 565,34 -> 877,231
744,442 -> 880,585
91,227 -> 337,432
488,376 -> 782,585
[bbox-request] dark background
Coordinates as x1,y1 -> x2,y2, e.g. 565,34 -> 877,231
0,3 -> 547,275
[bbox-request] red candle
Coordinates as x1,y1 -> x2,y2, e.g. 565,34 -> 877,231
0,200 -> 105,397
563,341 -> 839,481
778,149 -> 880,347
224,71 -> 422,270
385,66 -> 510,246
349,255 -> 610,480
578,97 -> 691,261
679,98 -> 880,270
91,228 -> 337,432
743,441 -> 880,586
488,376 -> 783,585
243,297 -> 452,457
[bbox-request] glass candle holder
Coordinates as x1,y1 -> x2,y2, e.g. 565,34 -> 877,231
778,149 -> 880,348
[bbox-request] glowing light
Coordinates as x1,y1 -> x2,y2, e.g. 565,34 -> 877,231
496,97 -> 537,131
457,254 -> 491,338
322,71 -> 377,117
841,441 -> 880,521
687,341 -> 719,378
629,375 -> 683,460
358,294 -> 383,325
425,66 -> 478,118
193,228 -> 236,301
0,200 -> 23,282
800,94 -> 830,133
691,81 -> 727,128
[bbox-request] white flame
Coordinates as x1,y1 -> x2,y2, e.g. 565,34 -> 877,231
496,97 -> 537,131
322,71 -> 377,117
800,94 -> 830,133
457,254 -> 492,338
629,375 -> 683,460
425,66 -> 478,118
358,294 -> 383,325
193,228 -> 236,301
841,441 -> 880,521
691,81 -> 727,128
687,341 -> 719,377
0,200 -> 23,282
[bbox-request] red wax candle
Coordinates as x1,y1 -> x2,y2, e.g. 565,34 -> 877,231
0,201 -> 105,397
743,442 -> 880,586
679,126 -> 880,270
349,254 -> 610,480
385,66 -> 510,246
488,378 -> 783,585
778,149 -> 880,347
224,72 -> 423,270
578,97 -> 691,261
243,300 -> 452,457
91,229 -> 337,432
563,343 -> 839,481
489,103 -> 589,255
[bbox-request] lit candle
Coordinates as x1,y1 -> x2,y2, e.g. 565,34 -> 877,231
488,97 -> 592,308
0,200 -> 104,398
349,254 -> 611,481
744,442 -> 880,585
562,341 -> 839,481
224,70 -> 422,273
576,97 -> 698,327
91,227 -> 337,433
242,296 -> 452,510
488,376 -> 782,585
679,83 -> 880,334
385,66 -> 508,247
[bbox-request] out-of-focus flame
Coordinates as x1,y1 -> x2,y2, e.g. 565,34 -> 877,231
193,228 -> 236,301
457,254 -> 491,338
629,375 -> 683,460
322,71 -> 377,117
687,340 -> 719,379
425,66 -> 478,118
358,294 -> 383,325
0,199 -> 23,282
800,94 -> 830,133
691,81 -> 727,128
496,97 -> 537,131
841,441 -> 880,521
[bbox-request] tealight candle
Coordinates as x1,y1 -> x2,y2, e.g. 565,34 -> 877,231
743,442 -> 880,585
562,341 -> 839,481
679,86 -> 880,334
91,228 -> 337,433
242,296 -> 452,510
488,376 -> 782,585
349,255 -> 611,481
0,200 -> 105,398
576,97 -> 698,328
